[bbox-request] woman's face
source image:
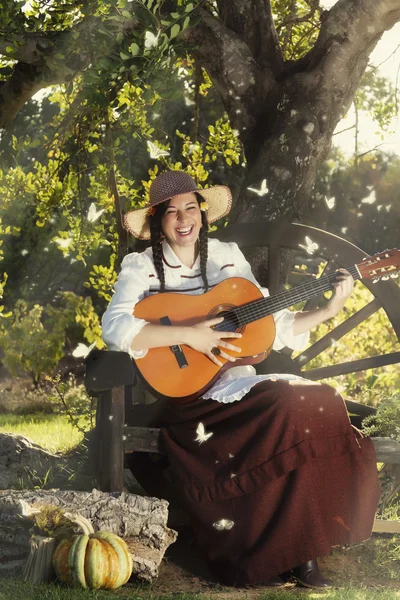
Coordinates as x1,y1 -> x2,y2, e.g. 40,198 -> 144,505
161,192 -> 202,249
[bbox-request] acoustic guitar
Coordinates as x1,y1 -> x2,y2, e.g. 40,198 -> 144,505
133,249 -> 400,400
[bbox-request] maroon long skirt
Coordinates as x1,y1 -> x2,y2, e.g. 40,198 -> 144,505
160,379 -> 380,586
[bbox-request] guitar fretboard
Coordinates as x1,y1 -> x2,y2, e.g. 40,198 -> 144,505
216,265 -> 360,330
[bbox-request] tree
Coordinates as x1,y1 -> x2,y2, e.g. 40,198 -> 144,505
1,0 -> 399,264
0,0 -> 400,221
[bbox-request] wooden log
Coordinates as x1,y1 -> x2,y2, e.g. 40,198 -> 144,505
0,489 -> 177,581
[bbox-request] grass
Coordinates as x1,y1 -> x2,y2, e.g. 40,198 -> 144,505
0,580 -> 400,600
0,412 -> 84,453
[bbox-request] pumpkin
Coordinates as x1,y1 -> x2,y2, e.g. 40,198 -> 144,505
52,530 -> 133,590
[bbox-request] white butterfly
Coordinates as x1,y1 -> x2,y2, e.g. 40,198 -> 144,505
341,227 -> 348,234
325,196 -> 335,210
213,519 -> 235,531
147,140 -> 170,160
87,203 -> 105,223
54,237 -> 72,249
184,96 -> 195,107
195,422 -> 213,445
299,236 -> 318,255
361,189 -> 376,204
144,30 -> 159,49
247,179 -> 269,197
72,341 -> 96,359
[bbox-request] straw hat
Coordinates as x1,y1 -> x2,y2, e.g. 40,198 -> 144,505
123,170 -> 232,239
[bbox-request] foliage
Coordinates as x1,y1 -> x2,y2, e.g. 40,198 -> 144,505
355,70 -> 397,132
299,269 -> 400,405
45,374 -> 94,433
271,0 -> 322,60
0,293 -> 103,385
310,151 -> 400,256
362,393 -> 400,441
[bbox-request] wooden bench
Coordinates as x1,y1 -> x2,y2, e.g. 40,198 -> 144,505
85,223 -> 400,515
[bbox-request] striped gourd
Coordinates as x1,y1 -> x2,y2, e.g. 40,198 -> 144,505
53,530 -> 133,590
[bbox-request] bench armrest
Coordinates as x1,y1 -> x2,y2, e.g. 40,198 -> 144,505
85,349 -> 136,394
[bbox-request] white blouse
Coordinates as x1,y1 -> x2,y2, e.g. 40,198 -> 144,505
102,238 -> 310,403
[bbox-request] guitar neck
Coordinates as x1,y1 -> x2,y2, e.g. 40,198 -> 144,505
233,265 -> 360,326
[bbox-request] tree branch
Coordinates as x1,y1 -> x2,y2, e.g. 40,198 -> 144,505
0,12 -> 139,129
182,8 -> 277,131
0,32 -> 54,64
216,0 -> 284,72
0,64 -> 52,128
306,0 -> 400,120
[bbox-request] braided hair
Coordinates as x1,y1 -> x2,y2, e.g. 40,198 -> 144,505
150,192 -> 209,292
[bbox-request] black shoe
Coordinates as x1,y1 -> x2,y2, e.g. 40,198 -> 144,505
292,559 -> 332,589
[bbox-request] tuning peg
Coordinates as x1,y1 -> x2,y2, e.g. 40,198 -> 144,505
372,277 -> 380,284
390,273 -> 399,279
381,275 -> 390,281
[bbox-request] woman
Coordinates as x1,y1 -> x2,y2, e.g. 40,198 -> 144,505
102,170 -> 380,589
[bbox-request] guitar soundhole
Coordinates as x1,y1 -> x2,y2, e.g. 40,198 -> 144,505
213,310 -> 241,333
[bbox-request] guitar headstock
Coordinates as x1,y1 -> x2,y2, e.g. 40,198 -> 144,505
357,249 -> 400,283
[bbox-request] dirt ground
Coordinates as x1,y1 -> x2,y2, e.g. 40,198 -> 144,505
123,525 -> 400,597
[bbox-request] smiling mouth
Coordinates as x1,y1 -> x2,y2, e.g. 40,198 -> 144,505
176,226 -> 194,236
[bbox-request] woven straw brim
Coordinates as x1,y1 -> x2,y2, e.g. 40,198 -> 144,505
124,185 -> 232,240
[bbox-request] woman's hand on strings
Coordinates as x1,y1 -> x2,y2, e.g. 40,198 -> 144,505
326,269 -> 354,317
187,317 -> 242,366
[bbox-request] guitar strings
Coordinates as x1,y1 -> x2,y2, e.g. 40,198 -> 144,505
216,267 -> 360,331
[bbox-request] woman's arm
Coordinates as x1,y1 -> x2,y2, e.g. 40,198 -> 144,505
130,318 -> 242,367
102,252 -> 241,366
228,242 -> 354,346
293,268 -> 354,335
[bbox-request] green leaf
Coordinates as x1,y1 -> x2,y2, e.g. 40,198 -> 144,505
120,51 -> 130,60
182,16 -> 190,30
128,43 -> 140,56
185,3 -> 194,11
170,24 -> 180,39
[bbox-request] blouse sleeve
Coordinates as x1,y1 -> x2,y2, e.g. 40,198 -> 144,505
229,242 -> 309,351
101,252 -> 151,359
